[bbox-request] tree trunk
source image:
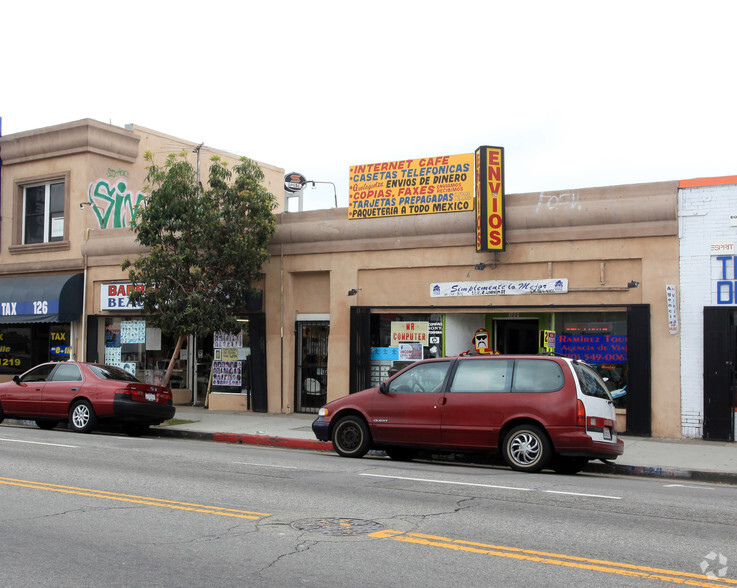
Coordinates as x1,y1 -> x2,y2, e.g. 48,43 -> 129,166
163,334 -> 187,388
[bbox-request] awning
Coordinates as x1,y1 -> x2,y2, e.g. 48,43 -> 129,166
0,273 -> 84,324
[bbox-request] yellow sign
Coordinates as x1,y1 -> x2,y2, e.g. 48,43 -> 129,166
475,146 -> 505,251
220,348 -> 239,361
349,153 -> 474,219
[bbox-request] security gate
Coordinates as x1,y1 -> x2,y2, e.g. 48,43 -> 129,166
295,321 -> 329,414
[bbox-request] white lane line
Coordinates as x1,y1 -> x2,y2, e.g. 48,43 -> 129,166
235,462 -> 298,469
663,484 -> 714,490
361,473 -> 622,500
544,489 -> 623,499
361,473 -> 531,492
0,437 -> 78,448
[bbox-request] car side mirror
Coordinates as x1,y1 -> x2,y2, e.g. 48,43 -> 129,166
379,381 -> 389,394
12,375 -> 21,384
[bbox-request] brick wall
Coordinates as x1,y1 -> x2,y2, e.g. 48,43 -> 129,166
679,182 -> 737,437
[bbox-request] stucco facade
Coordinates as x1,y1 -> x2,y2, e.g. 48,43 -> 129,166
0,119 -> 283,403
0,119 -> 688,438
267,182 -> 681,437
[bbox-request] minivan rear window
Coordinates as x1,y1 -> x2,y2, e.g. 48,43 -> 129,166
511,359 -> 564,393
573,362 -> 613,400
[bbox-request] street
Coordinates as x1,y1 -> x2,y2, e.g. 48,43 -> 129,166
1,424 -> 735,587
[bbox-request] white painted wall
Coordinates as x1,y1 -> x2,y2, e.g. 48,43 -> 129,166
679,182 -> 737,437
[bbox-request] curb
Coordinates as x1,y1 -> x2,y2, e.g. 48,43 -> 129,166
153,427 -> 333,452
212,432 -> 333,452
584,461 -> 737,485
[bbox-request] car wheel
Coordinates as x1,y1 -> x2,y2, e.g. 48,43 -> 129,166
385,447 -> 417,461
69,400 -> 98,433
331,415 -> 371,458
502,424 -> 552,473
552,457 -> 588,475
124,424 -> 149,437
35,419 -> 59,430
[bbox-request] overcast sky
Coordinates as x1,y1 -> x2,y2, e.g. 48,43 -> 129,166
3,0 -> 736,209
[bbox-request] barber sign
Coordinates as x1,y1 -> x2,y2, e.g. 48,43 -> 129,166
101,283 -> 145,310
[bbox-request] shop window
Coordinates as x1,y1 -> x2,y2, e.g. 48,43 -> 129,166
99,317 -> 189,388
0,324 -> 70,375
556,311 -> 628,408
10,173 -> 70,253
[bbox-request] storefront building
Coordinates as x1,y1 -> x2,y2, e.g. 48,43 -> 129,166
0,119 -> 693,438
679,175 -> 737,440
267,180 -> 681,438
0,119 -> 284,411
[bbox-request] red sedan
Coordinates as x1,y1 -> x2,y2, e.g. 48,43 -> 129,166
0,362 -> 175,436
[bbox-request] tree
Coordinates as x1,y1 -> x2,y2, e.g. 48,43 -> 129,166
121,151 -> 277,386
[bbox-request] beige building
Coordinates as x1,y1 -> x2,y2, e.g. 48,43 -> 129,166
0,119 -> 284,408
269,181 -> 680,437
1,119 -> 681,437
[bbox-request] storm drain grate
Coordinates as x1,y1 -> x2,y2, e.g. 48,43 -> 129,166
291,518 -> 384,536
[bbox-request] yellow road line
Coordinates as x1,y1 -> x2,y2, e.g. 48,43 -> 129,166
0,476 -> 270,520
369,530 -> 736,587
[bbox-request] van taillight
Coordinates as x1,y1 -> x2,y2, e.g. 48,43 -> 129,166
576,399 -> 586,427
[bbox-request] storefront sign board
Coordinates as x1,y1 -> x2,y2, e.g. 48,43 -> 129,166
431,279 -> 568,297
475,146 -> 505,251
349,153 -> 474,219
390,321 -> 429,345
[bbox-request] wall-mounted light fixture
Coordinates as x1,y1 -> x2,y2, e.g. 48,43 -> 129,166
627,281 -> 640,288
347,288 -> 361,296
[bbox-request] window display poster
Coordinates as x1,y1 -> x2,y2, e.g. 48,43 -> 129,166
212,360 -> 242,387
146,327 -> 162,351
398,342 -> 423,360
214,331 -> 242,348
221,348 -> 239,361
121,320 -> 146,344
105,346 -> 122,367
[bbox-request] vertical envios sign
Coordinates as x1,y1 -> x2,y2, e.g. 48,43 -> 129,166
475,146 -> 505,252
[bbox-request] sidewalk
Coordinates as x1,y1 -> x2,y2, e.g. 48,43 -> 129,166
154,406 -> 737,485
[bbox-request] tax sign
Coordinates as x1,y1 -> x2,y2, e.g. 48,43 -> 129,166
475,146 -> 505,251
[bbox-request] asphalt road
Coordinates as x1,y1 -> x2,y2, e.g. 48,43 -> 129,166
1,425 -> 735,587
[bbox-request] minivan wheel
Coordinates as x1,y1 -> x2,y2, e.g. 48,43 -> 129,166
332,415 -> 371,458
502,424 -> 552,473
69,400 -> 98,433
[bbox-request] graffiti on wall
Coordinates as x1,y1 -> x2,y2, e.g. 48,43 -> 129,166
87,177 -> 146,229
536,191 -> 581,213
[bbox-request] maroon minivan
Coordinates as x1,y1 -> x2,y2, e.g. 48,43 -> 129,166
312,355 -> 623,473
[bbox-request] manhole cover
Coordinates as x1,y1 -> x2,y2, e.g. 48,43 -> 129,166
291,518 -> 384,536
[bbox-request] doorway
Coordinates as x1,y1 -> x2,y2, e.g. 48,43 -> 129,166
295,321 -> 329,414
703,307 -> 736,441
494,319 -> 539,354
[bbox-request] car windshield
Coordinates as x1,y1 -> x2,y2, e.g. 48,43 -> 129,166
88,364 -> 142,383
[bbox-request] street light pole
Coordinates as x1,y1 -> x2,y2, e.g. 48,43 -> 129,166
306,180 -> 338,208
